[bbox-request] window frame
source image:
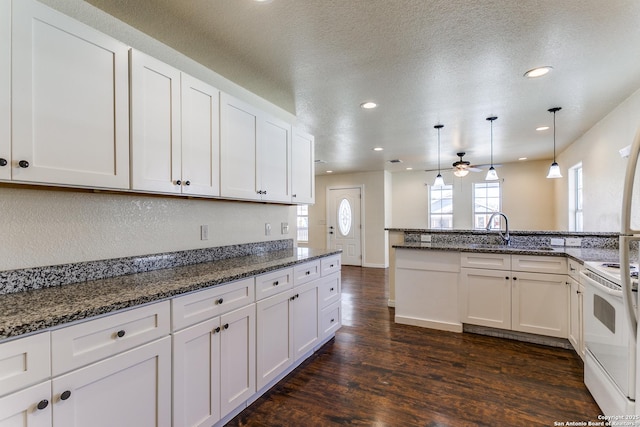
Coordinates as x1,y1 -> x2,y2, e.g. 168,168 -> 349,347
472,181 -> 502,230
428,184 -> 454,230
296,205 -> 309,243
569,163 -> 583,231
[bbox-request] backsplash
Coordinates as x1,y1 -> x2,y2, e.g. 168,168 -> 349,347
0,239 -> 294,295
401,230 -> 620,249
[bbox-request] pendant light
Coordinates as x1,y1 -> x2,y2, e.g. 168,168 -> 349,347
546,107 -> 563,179
433,124 -> 445,187
485,116 -> 499,181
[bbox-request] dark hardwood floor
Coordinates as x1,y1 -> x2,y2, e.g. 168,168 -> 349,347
226,266 -> 602,426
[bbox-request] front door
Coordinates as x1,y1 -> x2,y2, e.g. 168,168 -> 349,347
328,187 -> 362,266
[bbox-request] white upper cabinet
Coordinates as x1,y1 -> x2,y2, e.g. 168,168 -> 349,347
0,0 -> 9,181
130,49 -> 182,194
181,74 -> 220,197
220,93 -> 292,203
130,49 -> 220,196
11,0 -> 130,189
291,128 -> 315,204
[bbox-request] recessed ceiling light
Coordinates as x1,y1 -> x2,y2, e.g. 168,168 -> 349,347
406,167 -> 413,170
253,0 -> 273,3
524,66 -> 553,78
326,170 -> 333,174
361,102 -> 377,109
519,157 -> 528,161
373,147 -> 384,151
536,126 -> 550,131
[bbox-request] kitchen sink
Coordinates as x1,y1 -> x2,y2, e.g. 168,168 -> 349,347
469,244 -> 556,251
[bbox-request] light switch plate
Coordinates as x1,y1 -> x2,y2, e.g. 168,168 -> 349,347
550,238 -> 564,246
421,234 -> 432,242
565,238 -> 582,247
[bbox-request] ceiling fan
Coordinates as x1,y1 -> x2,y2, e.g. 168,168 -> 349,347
451,152 -> 482,176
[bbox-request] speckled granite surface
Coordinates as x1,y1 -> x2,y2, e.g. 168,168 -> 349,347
0,239 -> 293,295
0,247 -> 341,341
392,241 -> 625,262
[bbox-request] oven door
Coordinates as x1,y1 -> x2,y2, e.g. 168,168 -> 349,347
582,270 -> 634,399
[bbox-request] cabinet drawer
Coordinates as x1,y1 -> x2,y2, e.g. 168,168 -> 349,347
512,255 -> 567,275
255,268 -> 293,301
172,278 -> 255,331
52,301 -> 170,376
0,332 -> 50,397
320,255 -> 341,277
320,300 -> 341,340
318,272 -> 341,309
567,258 -> 583,280
294,261 -> 320,286
460,253 -> 511,270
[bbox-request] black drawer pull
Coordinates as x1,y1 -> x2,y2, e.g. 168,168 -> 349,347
223,323 -> 229,330
60,390 -> 71,401
212,326 -> 221,334
18,160 -> 29,168
330,287 -> 335,291
37,399 -> 49,410
116,330 -> 126,338
216,298 -> 224,305
273,281 -> 279,286
0,158 -> 6,167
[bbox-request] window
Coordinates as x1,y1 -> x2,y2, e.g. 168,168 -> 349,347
297,205 -> 309,242
473,182 -> 501,229
569,163 -> 583,231
429,184 -> 453,229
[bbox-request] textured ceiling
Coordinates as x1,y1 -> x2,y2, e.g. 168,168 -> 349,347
86,0 -> 640,174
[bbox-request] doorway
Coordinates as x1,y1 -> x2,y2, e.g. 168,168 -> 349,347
327,186 -> 362,266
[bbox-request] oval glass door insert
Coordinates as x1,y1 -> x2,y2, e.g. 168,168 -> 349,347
338,198 -> 352,236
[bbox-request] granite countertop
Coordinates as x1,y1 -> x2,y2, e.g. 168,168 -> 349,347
393,242 -> 622,263
0,247 -> 341,341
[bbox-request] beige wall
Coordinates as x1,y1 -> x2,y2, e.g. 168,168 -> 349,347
309,171 -> 388,268
390,159 -> 556,231
1,187 -> 295,271
554,88 -> 640,232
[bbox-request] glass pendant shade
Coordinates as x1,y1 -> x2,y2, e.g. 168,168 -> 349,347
433,173 -> 445,187
485,166 -> 499,181
546,162 -> 562,178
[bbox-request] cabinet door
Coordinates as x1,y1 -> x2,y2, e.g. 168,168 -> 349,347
0,332 -> 50,397
11,0 -> 130,189
219,304 -> 255,417
568,276 -> 582,355
52,336 -> 171,427
259,114 -> 291,203
0,381 -> 51,427
511,272 -> 569,338
293,280 -> 319,360
181,74 -> 220,197
0,0 -> 9,181
220,93 -> 260,200
172,317 -> 221,427
459,268 -> 511,329
256,291 -> 293,390
291,128 -> 314,204
130,49 -> 182,194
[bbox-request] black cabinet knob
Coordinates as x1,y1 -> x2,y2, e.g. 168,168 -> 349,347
513,277 -> 517,280
60,390 -> 71,401
330,318 -> 335,323
223,323 -> 229,330
290,296 -> 295,301
505,276 -> 509,280
292,194 -> 297,198
175,180 -> 181,185
330,287 -> 334,292
213,326 -> 221,334
305,271 -> 310,275
216,298 -> 223,305
185,180 -> 191,186
273,281 -> 279,286
0,158 -> 6,167
116,330 -> 126,338
18,160 -> 29,168
37,399 -> 49,410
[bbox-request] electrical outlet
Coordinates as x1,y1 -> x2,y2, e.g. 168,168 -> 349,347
565,238 -> 582,247
550,238 -> 564,246
281,222 -> 289,234
265,223 -> 271,236
200,225 -> 209,241
421,234 -> 432,242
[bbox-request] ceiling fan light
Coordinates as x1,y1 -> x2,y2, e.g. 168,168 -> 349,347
547,162 -> 562,179
433,173 -> 445,187
485,166 -> 499,181
453,168 -> 469,178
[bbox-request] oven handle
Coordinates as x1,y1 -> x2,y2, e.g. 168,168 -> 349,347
579,271 -> 624,297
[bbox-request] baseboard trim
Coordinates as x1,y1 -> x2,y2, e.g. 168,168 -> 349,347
394,315 -> 463,333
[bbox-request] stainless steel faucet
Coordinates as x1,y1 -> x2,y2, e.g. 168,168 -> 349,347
486,212 -> 510,246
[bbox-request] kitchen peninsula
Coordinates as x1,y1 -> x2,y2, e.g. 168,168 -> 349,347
388,228 -> 622,353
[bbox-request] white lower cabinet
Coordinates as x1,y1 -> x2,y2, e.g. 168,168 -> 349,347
460,253 -> 569,338
172,299 -> 256,427
567,259 -> 585,359
0,381 -> 51,427
51,336 -> 171,427
256,279 -> 319,391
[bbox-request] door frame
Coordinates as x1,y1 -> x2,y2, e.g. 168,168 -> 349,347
326,185 -> 365,266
